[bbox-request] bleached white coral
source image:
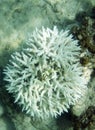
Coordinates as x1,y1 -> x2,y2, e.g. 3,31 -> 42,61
4,26 -> 88,119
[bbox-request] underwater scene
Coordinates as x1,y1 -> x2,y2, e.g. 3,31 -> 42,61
0,0 -> 95,130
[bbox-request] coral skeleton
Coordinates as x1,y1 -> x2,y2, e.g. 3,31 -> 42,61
4,26 -> 88,119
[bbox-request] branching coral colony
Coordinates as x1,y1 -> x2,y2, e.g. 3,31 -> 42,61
4,26 -> 90,119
